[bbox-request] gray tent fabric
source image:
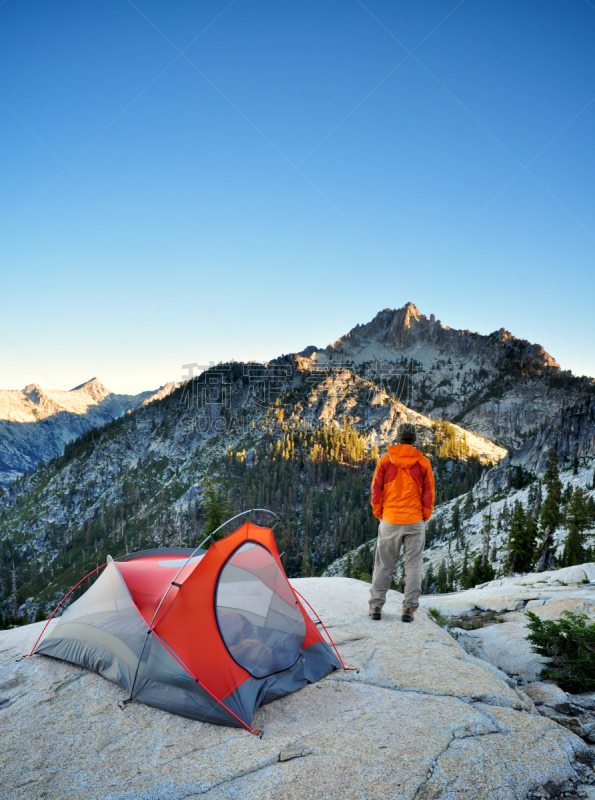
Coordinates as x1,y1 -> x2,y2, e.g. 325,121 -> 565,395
34,556 -> 341,728
34,558 -> 234,725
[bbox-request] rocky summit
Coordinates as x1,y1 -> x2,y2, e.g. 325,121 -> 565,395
301,303 -> 593,450
1,578 -> 595,800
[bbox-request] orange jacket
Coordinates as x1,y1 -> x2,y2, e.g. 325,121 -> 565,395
371,445 -> 435,524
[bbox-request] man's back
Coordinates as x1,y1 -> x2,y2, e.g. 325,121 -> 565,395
371,444 -> 434,524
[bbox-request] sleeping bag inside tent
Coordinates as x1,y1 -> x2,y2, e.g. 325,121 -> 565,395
33,522 -> 341,731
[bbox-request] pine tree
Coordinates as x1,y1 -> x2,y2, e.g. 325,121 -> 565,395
202,477 -> 229,541
461,545 -> 470,588
508,500 -> 537,573
561,525 -> 586,567
561,488 -> 590,567
507,502 -> 526,572
423,563 -> 435,594
524,506 -> 538,566
463,492 -> 474,519
345,550 -> 353,578
451,501 -> 461,534
533,481 -> 543,517
467,554 -> 495,588
538,450 -> 562,567
573,456 -> 579,476
437,559 -> 448,593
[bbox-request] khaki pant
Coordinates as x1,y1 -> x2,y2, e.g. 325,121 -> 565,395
369,519 -> 425,610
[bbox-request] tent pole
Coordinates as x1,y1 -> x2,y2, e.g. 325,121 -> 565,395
122,588 -> 262,735
149,508 -> 279,628
291,587 -> 347,670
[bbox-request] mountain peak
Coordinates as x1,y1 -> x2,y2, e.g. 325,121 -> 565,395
70,378 -> 111,402
316,304 -> 560,375
402,300 -> 421,315
23,383 -> 45,403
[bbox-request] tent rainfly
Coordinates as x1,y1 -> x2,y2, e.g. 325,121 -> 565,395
32,522 -> 342,734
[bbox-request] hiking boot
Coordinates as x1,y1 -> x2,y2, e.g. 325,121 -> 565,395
369,606 -> 382,621
402,606 -> 415,623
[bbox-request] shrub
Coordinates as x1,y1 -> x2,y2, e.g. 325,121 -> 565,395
525,610 -> 595,692
428,608 -> 451,628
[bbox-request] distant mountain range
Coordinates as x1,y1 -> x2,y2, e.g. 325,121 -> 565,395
0,378 -> 179,486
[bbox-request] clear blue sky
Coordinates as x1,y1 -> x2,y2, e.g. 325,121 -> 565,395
1,0 -> 594,394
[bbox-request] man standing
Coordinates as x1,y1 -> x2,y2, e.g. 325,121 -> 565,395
369,422 -> 435,623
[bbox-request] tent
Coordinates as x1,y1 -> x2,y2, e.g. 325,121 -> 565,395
32,521 -> 342,734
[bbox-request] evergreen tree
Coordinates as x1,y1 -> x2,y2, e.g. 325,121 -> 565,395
436,559 -> 448,593
423,563 -> 435,594
463,492 -> 474,519
572,456 -> 579,476
533,481 -> 543,517
425,517 -> 437,545
501,500 -> 510,529
446,559 -> 457,592
524,506 -> 538,566
562,484 -> 573,506
538,450 -> 562,566
561,487 -> 590,567
451,501 -> 461,534
510,466 -> 526,490
467,554 -> 495,588
345,550 -> 353,578
508,501 -> 537,572
202,477 -> 229,541
528,482 -> 542,517
461,545 -> 470,588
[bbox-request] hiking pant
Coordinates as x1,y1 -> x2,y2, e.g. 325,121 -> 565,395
369,519 -> 425,610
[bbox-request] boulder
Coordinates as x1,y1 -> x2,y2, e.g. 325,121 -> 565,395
528,597 -> 595,620
455,620 -> 547,681
0,577 -> 591,800
523,682 -> 568,706
570,693 -> 595,712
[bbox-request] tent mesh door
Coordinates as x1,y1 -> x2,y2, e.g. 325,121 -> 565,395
216,542 -> 306,678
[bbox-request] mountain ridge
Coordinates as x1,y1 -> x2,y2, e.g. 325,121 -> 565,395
0,379 -> 180,485
318,303 -> 560,371
294,303 -> 590,450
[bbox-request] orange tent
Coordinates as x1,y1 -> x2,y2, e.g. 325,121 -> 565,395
33,522 -> 341,732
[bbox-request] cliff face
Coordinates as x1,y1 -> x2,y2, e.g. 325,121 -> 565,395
509,398 -> 595,473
